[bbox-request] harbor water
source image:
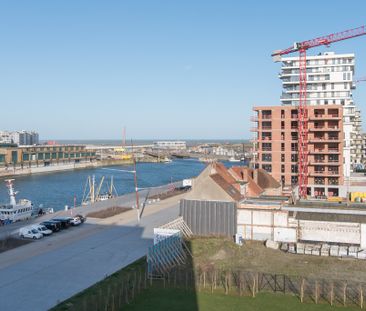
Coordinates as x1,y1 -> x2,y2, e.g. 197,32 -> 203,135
0,159 -> 245,212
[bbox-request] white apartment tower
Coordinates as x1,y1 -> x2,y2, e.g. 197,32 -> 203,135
279,51 -> 362,179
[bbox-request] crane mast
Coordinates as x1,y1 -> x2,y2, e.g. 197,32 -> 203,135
272,26 -> 366,198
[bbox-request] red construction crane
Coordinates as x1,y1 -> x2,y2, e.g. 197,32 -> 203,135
272,26 -> 366,198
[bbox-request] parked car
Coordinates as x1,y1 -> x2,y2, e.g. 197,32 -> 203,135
75,214 -> 87,224
31,224 -> 53,236
51,218 -> 71,229
69,217 -> 82,226
40,221 -> 61,232
19,227 -> 43,240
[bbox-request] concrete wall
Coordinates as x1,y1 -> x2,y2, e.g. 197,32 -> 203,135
299,220 -> 360,244
237,209 -> 296,242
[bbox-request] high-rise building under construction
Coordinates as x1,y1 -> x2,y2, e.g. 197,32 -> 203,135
252,52 -> 363,197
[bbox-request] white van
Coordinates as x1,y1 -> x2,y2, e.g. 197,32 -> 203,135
19,227 -> 43,240
31,224 -> 53,236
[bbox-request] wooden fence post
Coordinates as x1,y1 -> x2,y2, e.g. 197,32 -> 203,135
330,282 -> 334,307
300,278 -> 305,303
315,281 -> 319,304
343,282 -> 347,306
360,284 -> 364,309
225,273 -> 229,295
252,274 -> 256,298
239,272 -> 243,296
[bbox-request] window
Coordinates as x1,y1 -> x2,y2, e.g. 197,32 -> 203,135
291,165 -> 298,173
291,154 -> 298,162
262,164 -> 272,173
262,154 -> 272,162
281,143 -> 285,151
281,154 -> 285,162
262,143 -> 271,151
281,164 -> 285,173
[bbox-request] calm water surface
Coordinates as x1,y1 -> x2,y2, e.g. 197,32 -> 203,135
0,159 -> 245,211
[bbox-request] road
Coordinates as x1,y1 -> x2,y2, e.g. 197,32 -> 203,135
0,193 -> 182,311
0,181 -> 183,240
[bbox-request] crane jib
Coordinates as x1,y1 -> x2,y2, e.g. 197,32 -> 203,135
272,25 -> 366,57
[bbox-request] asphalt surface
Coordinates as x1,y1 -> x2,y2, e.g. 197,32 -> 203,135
0,191 -> 182,311
0,181 -> 182,240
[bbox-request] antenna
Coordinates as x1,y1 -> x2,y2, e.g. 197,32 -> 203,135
123,127 -> 126,147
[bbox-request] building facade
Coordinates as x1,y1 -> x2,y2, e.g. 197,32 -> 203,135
279,52 -> 362,178
252,105 -> 344,197
0,145 -> 96,168
0,131 -> 39,146
153,141 -> 187,150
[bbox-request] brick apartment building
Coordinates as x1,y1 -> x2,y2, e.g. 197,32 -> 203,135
252,105 -> 344,198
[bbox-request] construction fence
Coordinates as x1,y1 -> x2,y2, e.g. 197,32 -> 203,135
58,264 -> 366,310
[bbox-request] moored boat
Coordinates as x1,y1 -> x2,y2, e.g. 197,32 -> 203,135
0,179 -> 33,224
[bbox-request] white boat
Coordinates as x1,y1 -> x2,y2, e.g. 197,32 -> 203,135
82,175 -> 117,205
161,157 -> 172,163
228,157 -> 240,162
0,179 -> 33,223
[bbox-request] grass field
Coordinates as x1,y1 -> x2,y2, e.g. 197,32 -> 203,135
123,288 -> 359,311
52,237 -> 366,310
189,238 -> 366,282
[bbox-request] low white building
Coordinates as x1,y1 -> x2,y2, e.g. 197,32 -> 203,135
237,200 -> 366,248
153,141 -> 186,150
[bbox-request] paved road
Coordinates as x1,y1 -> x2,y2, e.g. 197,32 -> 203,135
0,194 -> 181,311
0,181 -> 183,240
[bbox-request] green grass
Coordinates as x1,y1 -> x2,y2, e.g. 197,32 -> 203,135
123,288 -> 359,311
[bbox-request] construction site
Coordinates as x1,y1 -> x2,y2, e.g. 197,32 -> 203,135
5,25 -> 366,311
252,26 -> 366,200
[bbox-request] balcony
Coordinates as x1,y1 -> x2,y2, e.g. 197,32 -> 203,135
250,127 -> 259,132
311,170 -> 340,177
260,137 -> 272,141
291,114 -> 298,119
261,115 -> 272,120
309,126 -> 340,132
250,116 -> 258,122
309,114 -> 341,120
261,126 -> 272,131
328,149 -> 340,153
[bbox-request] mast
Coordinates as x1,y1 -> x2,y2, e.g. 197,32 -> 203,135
110,176 -> 113,196
90,175 -> 95,203
5,179 -> 17,206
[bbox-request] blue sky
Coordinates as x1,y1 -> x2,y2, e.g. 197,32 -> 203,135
0,1 -> 365,140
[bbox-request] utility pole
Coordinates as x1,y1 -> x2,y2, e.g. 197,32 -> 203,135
131,140 -> 140,223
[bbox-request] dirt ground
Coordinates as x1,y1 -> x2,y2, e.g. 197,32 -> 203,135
0,237 -> 32,253
188,237 -> 366,283
86,206 -> 131,219
148,188 -> 190,201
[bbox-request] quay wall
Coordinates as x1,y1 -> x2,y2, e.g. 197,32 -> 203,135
0,159 -> 140,178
